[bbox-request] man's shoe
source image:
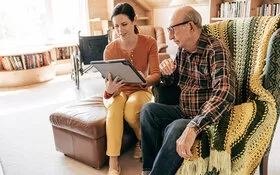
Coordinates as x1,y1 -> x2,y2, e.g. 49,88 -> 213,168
133,141 -> 142,159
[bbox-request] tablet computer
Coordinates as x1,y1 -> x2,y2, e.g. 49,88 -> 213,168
90,59 -> 146,84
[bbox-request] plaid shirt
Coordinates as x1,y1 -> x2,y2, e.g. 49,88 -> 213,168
162,32 -> 236,134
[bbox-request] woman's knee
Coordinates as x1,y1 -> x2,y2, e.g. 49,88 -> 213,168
125,92 -> 152,114
124,101 -> 139,118
104,93 -> 127,109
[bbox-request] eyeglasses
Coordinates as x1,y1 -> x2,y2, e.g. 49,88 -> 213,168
167,20 -> 191,34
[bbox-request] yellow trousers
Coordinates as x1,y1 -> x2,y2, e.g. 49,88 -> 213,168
103,90 -> 152,156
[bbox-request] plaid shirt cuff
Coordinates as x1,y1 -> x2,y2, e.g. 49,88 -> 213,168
187,121 -> 200,135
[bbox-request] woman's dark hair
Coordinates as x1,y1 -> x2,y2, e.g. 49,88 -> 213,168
111,3 -> 139,34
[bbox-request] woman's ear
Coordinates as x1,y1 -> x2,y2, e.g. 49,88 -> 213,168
134,15 -> 138,25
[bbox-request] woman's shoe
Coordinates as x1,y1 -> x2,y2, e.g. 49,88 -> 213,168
107,166 -> 121,175
133,141 -> 142,159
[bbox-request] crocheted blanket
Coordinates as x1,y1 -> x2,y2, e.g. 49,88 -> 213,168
176,15 -> 280,175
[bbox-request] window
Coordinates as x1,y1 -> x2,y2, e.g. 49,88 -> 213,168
0,0 -> 89,48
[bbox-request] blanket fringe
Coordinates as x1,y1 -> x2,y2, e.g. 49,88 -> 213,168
208,150 -> 231,175
176,158 -> 208,175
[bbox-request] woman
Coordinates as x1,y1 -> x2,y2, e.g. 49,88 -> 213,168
103,2 -> 160,175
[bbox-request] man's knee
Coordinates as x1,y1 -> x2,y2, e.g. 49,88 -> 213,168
142,102 -> 157,112
140,103 -> 157,124
141,102 -> 157,115
165,119 -> 189,136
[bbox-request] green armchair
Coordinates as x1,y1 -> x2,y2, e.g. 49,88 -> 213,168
153,15 -> 280,175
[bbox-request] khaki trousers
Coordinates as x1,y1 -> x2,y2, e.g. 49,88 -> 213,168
103,90 -> 152,156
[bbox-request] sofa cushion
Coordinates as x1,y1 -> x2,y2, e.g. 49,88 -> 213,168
50,96 -> 107,139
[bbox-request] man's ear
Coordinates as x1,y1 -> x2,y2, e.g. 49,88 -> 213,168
188,21 -> 195,31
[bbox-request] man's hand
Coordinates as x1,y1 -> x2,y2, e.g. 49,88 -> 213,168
105,72 -> 125,94
176,127 -> 197,159
159,58 -> 176,75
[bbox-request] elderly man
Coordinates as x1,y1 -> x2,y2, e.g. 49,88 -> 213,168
140,6 -> 236,175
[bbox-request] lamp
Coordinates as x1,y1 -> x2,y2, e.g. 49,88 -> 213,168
169,0 -> 197,7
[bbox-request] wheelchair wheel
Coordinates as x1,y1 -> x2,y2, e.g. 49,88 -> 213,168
71,54 -> 80,89
75,59 -> 80,89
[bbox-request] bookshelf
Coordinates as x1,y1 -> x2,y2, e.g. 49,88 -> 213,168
51,44 -> 78,75
111,0 -> 153,26
0,44 -> 78,87
87,0 -> 153,35
0,46 -> 56,87
209,0 -> 280,23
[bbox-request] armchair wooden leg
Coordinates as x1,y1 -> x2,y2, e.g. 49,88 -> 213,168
260,154 -> 269,175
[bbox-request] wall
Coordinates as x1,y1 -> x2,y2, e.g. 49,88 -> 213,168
153,5 -> 210,57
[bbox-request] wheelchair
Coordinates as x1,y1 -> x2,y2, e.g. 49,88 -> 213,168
71,31 -> 108,89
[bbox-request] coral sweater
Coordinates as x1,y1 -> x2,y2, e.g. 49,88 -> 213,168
104,34 -> 160,95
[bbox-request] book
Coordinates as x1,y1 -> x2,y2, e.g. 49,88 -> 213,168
21,55 -> 27,70
35,54 -> 41,68
2,57 -> 13,71
0,56 -> 4,70
9,56 -> 17,70
15,56 -> 23,70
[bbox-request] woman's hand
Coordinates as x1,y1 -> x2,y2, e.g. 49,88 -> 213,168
138,71 -> 147,88
105,72 -> 125,94
159,58 -> 176,75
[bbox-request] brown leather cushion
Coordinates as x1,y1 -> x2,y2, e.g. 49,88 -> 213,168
50,96 -> 107,139
139,25 -> 156,39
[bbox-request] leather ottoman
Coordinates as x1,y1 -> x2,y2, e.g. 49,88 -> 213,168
49,95 -> 137,169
